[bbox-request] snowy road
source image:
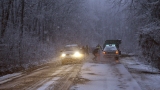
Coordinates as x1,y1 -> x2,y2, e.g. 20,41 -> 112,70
0,55 -> 141,90
71,62 -> 141,90
0,64 -> 82,90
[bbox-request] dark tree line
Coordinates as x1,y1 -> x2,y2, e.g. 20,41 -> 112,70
125,0 -> 160,69
0,0 -> 84,75
138,0 -> 160,69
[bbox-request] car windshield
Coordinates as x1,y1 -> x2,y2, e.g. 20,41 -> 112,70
64,46 -> 79,51
104,46 -> 117,51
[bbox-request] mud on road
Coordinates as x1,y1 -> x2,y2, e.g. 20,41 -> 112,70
0,63 -> 82,90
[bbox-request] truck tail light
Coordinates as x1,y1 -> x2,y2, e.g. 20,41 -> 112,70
103,51 -> 106,54
116,50 -> 119,54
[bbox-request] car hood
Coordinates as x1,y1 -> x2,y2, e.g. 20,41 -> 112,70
62,51 -> 75,54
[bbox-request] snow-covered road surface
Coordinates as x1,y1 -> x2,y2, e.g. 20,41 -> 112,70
0,64 -> 82,90
0,55 -> 143,90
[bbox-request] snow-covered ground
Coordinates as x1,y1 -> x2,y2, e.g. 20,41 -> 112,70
71,60 -> 141,90
1,55 -> 160,90
120,57 -> 160,90
71,55 -> 160,90
0,72 -> 22,84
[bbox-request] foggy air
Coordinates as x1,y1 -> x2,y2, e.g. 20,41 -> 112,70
0,0 -> 160,90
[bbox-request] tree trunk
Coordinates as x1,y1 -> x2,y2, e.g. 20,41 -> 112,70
1,0 -> 12,38
18,0 -> 24,66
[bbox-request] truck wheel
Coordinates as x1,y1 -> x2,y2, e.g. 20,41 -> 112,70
115,57 -> 119,60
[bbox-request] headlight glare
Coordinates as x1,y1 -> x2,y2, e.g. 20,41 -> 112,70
61,53 -> 66,57
74,51 -> 81,57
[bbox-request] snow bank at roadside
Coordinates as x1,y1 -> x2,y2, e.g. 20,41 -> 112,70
0,73 -> 22,84
120,56 -> 160,90
121,57 -> 160,73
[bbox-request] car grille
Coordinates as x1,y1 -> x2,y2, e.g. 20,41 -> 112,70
106,52 -> 115,54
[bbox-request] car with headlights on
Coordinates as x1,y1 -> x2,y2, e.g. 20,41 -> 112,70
60,44 -> 84,64
103,44 -> 119,60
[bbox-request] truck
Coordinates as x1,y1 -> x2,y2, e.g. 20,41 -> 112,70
103,39 -> 121,55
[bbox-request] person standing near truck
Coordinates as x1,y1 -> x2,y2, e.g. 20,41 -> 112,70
92,44 -> 102,61
96,44 -> 102,51
92,48 -> 99,61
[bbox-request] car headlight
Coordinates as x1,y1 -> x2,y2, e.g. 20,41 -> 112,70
74,51 -> 82,57
61,53 -> 66,57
